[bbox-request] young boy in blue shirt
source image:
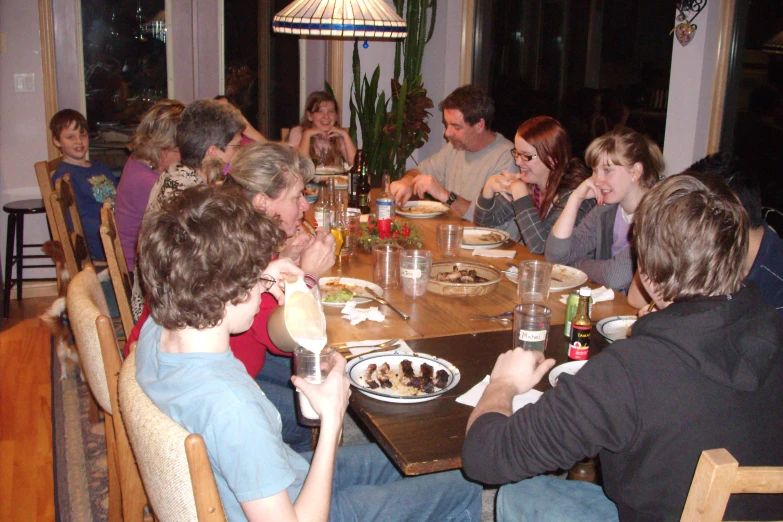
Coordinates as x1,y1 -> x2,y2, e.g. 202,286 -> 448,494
50,109 -> 118,261
135,185 -> 481,522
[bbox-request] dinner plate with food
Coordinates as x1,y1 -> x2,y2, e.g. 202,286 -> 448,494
396,200 -> 450,219
319,277 -> 384,307
460,227 -> 511,249
428,261 -> 501,297
548,360 -> 588,387
345,351 -> 461,403
313,174 -> 348,190
504,264 -> 588,292
596,315 -> 637,343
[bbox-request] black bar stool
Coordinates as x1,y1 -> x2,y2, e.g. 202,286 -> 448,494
3,199 -> 56,317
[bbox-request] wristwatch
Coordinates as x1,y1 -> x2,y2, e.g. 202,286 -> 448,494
445,191 -> 459,206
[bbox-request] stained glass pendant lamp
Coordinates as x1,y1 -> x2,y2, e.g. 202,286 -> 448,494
272,0 -> 408,38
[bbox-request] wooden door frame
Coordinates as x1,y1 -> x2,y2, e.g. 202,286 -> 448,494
39,0 -> 59,161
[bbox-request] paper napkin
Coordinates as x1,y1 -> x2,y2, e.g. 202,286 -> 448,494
344,340 -> 414,357
471,249 -> 517,259
456,375 -> 543,412
341,301 -> 386,325
559,286 -> 615,304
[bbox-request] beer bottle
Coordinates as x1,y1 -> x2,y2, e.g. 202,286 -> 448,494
567,287 -> 592,360
376,172 -> 394,238
357,156 -> 371,214
313,184 -> 331,232
348,150 -> 365,209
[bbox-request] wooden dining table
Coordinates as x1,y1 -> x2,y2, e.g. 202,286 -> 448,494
313,190 -> 636,475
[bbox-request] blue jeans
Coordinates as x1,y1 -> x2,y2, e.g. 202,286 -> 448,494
304,444 -> 482,522
498,475 -> 619,522
254,351 -> 312,453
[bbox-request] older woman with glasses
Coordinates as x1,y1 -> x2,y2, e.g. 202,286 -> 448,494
474,116 -> 595,253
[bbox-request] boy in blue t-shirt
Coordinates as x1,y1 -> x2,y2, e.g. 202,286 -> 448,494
135,185 -> 481,522
50,109 -> 118,261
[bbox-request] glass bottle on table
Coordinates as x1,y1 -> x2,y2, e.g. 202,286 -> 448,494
357,156 -> 371,214
568,287 -> 592,360
348,150 -> 364,209
313,184 -> 331,232
331,193 -> 347,269
376,172 -> 395,239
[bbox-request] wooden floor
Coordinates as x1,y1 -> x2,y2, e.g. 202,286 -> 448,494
0,296 -> 57,522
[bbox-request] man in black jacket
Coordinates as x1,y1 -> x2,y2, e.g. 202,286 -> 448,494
462,173 -> 783,521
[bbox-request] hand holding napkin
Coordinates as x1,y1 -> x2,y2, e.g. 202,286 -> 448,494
341,301 -> 386,325
559,286 -> 615,304
472,249 -> 516,259
456,375 -> 543,411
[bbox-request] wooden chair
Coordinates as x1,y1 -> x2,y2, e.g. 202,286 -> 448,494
51,175 -> 91,280
100,202 -> 135,337
119,349 -> 227,522
681,448 -> 783,521
67,264 -> 151,522
34,156 -> 62,242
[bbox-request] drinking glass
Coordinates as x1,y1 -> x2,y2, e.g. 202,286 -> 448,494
400,249 -> 433,300
373,244 -> 402,288
516,260 -> 553,304
513,303 -> 551,352
293,346 -> 336,421
340,208 -> 361,262
436,224 -> 464,257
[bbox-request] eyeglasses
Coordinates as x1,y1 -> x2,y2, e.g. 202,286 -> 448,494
259,275 -> 276,291
510,149 -> 538,162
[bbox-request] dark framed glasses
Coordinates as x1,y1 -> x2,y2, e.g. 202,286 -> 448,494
259,275 -> 276,291
510,149 -> 538,162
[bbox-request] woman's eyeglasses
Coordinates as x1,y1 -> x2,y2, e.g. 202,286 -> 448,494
259,275 -> 276,291
510,149 -> 538,162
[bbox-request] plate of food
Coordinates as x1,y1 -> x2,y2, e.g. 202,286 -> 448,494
548,360 -> 588,387
461,227 -> 510,249
428,261 -> 501,297
313,174 -> 348,190
504,264 -> 589,292
315,165 -> 347,175
396,201 -> 450,219
345,351 -> 461,403
596,315 -> 637,343
319,277 -> 383,307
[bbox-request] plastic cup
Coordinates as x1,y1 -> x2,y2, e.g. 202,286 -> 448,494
516,260 -> 553,304
400,249 -> 433,301
340,208 -> 361,261
293,346 -> 336,420
436,224 -> 464,257
373,243 -> 402,288
513,303 -> 551,352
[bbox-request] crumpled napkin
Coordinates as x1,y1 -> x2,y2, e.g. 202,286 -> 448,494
472,249 -> 516,259
559,286 -> 615,304
344,340 -> 414,357
456,375 -> 543,412
341,301 -> 386,325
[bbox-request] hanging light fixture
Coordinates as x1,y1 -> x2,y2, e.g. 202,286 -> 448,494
272,0 -> 408,39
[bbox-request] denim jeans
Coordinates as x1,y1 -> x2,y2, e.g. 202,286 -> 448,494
497,475 -> 619,522
303,443 -> 482,522
254,351 -> 312,453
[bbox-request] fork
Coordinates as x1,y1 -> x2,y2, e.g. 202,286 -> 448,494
344,342 -> 403,360
333,338 -> 401,353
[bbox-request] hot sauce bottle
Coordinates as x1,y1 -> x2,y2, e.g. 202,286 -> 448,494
568,287 -> 592,360
376,172 -> 394,239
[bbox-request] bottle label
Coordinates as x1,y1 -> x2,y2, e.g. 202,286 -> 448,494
358,194 -> 369,207
400,268 -> 422,279
314,209 -> 330,230
377,200 -> 392,220
518,329 -> 547,342
568,325 -> 591,360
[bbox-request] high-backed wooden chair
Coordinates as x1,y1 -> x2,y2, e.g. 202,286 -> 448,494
119,349 -> 226,522
34,156 -> 62,241
67,265 -> 151,522
681,448 -> 783,521
100,202 -> 135,337
51,175 -> 91,280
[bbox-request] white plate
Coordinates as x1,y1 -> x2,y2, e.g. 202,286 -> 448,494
345,351 -> 461,403
319,277 -> 383,307
315,165 -> 347,175
313,174 -> 348,190
596,315 -> 637,342
461,227 -> 511,249
396,201 -> 450,219
548,360 -> 588,387
504,264 -> 589,292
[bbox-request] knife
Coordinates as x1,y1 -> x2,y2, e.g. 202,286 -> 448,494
365,288 -> 410,320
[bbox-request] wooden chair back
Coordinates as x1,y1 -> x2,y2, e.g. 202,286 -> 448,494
119,350 -> 226,522
67,264 -> 150,522
681,448 -> 783,521
100,202 -> 135,337
34,157 -> 62,240
51,174 -> 91,279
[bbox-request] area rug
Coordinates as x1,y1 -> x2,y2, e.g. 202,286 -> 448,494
52,341 -> 108,522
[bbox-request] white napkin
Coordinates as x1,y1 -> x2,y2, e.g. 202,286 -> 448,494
341,301 -> 386,325
456,375 -> 543,412
345,339 -> 414,357
471,249 -> 517,259
559,286 -> 615,304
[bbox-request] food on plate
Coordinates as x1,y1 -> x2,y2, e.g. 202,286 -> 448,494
401,203 -> 443,214
359,359 -> 450,396
321,279 -> 361,303
432,266 -> 490,284
323,289 -> 354,303
478,231 -> 504,243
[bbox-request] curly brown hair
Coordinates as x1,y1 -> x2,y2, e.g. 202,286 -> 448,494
138,184 -> 286,330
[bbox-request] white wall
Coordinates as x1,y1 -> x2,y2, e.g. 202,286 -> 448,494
0,1 -> 53,281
